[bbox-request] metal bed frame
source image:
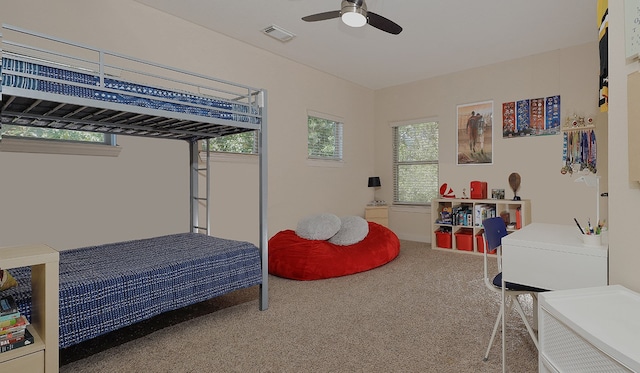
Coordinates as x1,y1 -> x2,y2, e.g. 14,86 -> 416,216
0,24 -> 269,310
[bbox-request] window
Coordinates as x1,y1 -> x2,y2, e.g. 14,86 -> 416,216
204,131 -> 258,154
1,124 -> 115,145
0,124 -> 120,156
308,113 -> 343,161
393,120 -> 439,205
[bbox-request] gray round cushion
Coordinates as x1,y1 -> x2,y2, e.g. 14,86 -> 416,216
329,216 -> 370,246
295,213 -> 342,240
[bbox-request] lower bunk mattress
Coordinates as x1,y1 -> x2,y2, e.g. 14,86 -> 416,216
3,232 -> 262,348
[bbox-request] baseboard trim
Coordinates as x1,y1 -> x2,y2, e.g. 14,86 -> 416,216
396,233 -> 430,243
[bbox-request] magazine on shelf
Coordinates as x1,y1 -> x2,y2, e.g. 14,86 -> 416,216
0,329 -> 26,342
0,332 -> 26,347
0,315 -> 29,345
0,314 -> 27,330
0,329 -> 34,353
0,312 -> 20,325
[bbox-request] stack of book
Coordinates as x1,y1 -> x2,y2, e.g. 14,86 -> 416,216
0,295 -> 34,353
474,204 -> 496,227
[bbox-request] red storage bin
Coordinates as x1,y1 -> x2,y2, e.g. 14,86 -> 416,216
476,231 -> 485,253
476,230 -> 495,254
455,228 -> 473,251
434,230 -> 452,249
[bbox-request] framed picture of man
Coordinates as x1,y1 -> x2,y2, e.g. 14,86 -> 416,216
456,100 -> 493,165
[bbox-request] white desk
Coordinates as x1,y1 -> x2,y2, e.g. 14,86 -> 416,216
502,223 -> 608,291
498,223 -> 608,373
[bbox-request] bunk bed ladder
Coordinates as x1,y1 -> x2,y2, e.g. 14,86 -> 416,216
190,141 -> 210,235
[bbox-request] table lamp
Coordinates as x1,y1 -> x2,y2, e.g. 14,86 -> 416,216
368,176 -> 382,205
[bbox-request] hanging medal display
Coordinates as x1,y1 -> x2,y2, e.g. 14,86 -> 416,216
560,114 -> 597,175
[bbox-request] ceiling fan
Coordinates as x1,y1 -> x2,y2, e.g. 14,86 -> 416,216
302,0 -> 402,35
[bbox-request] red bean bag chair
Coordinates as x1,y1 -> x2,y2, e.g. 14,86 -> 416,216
268,222 -> 400,280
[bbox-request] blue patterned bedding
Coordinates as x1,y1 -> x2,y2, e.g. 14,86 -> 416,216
1,55 -> 260,124
2,232 -> 262,348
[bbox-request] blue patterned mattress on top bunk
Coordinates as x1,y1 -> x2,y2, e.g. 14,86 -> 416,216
1,54 -> 261,125
2,232 -> 262,348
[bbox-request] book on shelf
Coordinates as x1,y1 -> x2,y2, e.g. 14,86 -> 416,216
0,311 -> 20,324
0,329 -> 26,342
0,315 -> 27,328
0,315 -> 29,336
452,205 -> 473,226
0,328 -> 34,353
0,328 -> 27,346
0,296 -> 19,316
474,204 -> 496,227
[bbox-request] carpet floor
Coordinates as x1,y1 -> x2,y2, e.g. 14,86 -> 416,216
59,240 -> 538,372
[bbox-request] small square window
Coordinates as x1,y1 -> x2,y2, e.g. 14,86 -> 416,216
308,114 -> 343,160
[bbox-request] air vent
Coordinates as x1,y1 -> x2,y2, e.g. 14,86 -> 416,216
262,24 -> 296,42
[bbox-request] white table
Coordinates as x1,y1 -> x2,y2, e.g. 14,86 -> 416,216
502,222 -> 608,291
498,223 -> 609,373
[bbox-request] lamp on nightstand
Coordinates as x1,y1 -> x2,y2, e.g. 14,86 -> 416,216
368,176 -> 384,205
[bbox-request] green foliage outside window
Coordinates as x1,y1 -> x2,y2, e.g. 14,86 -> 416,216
1,124 -> 105,142
204,131 -> 258,154
308,115 -> 343,160
394,122 -> 439,205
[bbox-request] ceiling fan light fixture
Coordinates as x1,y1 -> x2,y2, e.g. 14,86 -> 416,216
302,0 -> 401,35
342,12 -> 366,27
341,1 -> 367,28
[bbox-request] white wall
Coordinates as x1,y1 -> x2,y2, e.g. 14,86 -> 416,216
374,42 -> 606,242
607,2 -> 640,292
4,2 -> 636,295
0,0 -> 376,250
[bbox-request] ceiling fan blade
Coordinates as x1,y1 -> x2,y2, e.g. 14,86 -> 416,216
367,11 -> 402,35
302,11 -> 341,22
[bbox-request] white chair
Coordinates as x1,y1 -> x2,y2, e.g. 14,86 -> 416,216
481,217 -> 545,363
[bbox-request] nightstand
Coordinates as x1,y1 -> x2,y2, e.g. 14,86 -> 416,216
365,205 -> 389,227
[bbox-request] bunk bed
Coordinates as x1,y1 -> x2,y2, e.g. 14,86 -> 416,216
0,24 -> 268,348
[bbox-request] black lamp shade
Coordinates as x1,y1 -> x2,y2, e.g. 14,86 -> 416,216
368,176 -> 381,188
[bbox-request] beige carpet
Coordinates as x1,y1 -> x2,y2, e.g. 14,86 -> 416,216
60,241 -> 538,373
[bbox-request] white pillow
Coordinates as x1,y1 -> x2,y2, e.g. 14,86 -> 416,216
295,213 -> 342,240
329,216 -> 370,246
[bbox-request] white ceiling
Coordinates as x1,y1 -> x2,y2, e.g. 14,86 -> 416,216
135,0 -> 598,90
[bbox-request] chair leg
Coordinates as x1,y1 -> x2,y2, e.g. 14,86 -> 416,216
511,295 -> 539,350
483,307 -> 503,361
532,293 -> 538,330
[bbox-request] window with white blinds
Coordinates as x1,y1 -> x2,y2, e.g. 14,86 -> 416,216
392,120 -> 439,205
308,113 -> 343,161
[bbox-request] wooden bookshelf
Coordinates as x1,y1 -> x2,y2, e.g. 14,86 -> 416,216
0,244 -> 59,373
431,198 -> 531,253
